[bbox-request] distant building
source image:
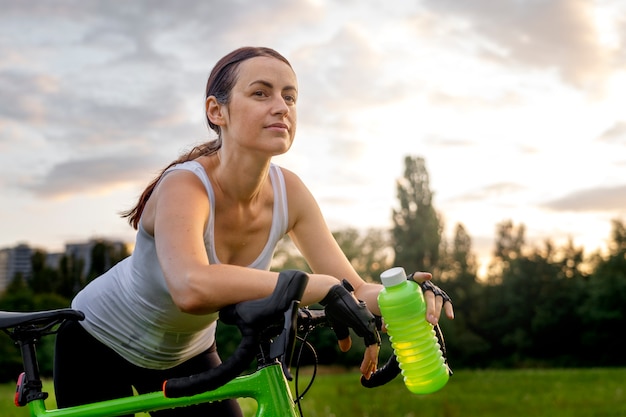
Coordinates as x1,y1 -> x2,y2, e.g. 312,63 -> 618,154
65,241 -> 95,279
0,239 -> 129,293
44,252 -> 64,271
0,249 -> 8,293
0,243 -> 33,292
64,239 -> 128,278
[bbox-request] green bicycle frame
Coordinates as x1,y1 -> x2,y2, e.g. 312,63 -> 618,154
25,363 -> 299,417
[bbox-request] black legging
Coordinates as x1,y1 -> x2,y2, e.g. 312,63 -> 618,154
54,320 -> 243,417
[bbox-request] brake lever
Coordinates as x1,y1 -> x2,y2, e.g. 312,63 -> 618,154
270,300 -> 300,381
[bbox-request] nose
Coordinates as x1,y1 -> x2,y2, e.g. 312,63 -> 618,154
271,95 -> 290,117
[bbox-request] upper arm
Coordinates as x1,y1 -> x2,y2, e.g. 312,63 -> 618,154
150,170 -> 212,299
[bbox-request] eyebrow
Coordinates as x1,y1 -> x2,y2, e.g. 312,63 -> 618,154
248,80 -> 297,92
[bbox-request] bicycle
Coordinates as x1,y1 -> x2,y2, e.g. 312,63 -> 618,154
0,270 -> 403,417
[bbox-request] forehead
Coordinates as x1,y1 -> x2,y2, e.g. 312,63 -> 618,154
235,56 -> 297,89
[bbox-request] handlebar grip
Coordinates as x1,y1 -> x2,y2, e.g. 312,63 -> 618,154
163,270 -> 309,398
361,323 -> 452,389
163,324 -> 258,398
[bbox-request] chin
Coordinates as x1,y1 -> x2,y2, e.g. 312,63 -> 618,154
266,137 -> 294,155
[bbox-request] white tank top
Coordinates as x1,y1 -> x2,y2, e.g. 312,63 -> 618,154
72,161 -> 289,369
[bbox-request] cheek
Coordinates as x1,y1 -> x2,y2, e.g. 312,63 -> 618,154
290,113 -> 297,137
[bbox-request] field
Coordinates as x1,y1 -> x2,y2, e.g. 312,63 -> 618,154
1,368 -> 624,417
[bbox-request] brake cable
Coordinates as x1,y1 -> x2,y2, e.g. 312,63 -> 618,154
293,327 -> 319,416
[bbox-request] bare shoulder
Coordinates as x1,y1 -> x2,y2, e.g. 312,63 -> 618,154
276,166 -> 318,212
157,168 -> 211,208
276,165 -> 299,182
276,166 -> 310,195
276,166 -> 324,233
142,168 -> 210,235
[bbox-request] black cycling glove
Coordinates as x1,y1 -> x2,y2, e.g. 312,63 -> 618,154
408,272 -> 453,305
319,279 -> 380,347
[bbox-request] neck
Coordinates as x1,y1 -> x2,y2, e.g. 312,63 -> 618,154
210,149 -> 272,204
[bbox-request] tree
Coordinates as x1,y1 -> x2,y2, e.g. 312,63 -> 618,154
29,250 -> 59,293
478,222 -> 590,367
391,156 -> 442,273
476,220 -> 530,366
578,219 -> 626,365
528,239 -> 586,366
486,220 -> 526,285
56,253 -> 84,299
437,223 -> 488,368
87,240 -> 130,283
333,228 -> 393,283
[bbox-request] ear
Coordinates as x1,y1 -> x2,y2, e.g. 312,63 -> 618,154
206,96 -> 226,126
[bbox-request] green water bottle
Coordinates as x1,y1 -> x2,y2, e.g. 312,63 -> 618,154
378,267 -> 449,394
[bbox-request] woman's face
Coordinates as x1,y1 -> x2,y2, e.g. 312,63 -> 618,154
215,56 -> 298,157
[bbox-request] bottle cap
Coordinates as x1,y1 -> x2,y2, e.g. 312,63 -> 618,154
380,267 -> 407,287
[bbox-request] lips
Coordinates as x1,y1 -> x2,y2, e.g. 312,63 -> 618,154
267,123 -> 289,130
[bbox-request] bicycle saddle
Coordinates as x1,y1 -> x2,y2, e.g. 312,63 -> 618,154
0,309 -> 84,332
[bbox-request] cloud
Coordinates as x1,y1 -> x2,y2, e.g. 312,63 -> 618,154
0,11 -> 201,137
20,155 -> 163,199
425,135 -> 476,148
0,72 -> 56,123
542,184 -> 626,212
420,0 -> 615,90
598,121 -> 626,143
292,25 -> 398,125
428,90 -> 523,110
0,0 -> 328,146
450,182 -> 526,203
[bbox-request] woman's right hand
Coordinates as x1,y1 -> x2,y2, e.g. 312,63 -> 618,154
319,280 -> 381,380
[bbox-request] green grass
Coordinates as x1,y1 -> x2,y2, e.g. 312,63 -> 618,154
1,368 -> 624,417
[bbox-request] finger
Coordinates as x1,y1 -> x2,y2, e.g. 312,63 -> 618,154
338,336 -> 352,352
363,344 -> 379,370
360,357 -> 375,379
411,271 -> 432,283
423,288 -> 439,325
444,301 -> 455,319
360,344 -> 380,379
435,294 -> 444,314
381,319 -> 388,333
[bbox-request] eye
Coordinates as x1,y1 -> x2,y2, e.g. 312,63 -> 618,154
284,94 -> 297,104
254,90 -> 268,98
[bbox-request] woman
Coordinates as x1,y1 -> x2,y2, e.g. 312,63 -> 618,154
54,46 -> 454,416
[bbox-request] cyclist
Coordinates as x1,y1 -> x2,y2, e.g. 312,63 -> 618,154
53,46 -> 454,417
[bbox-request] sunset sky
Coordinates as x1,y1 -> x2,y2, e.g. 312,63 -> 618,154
1,0 -> 625,273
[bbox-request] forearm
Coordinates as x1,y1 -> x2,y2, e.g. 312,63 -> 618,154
167,264 -> 277,314
167,264 -> 339,314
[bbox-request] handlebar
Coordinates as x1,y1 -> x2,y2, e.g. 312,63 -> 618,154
164,269 -> 443,398
163,269 -> 309,398
296,307 -> 328,330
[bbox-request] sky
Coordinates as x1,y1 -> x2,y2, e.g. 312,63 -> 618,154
1,0 -> 625,274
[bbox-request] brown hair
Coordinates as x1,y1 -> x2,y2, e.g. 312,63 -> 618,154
121,47 -> 292,229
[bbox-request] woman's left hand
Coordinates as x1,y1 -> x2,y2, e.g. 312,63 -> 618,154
410,272 -> 454,325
